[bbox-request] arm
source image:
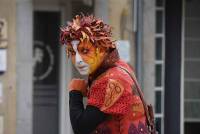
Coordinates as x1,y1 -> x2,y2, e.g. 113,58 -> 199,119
69,90 -> 108,134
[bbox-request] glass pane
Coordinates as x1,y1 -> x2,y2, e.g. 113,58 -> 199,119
185,19 -> 200,38
185,81 -> 200,99
156,37 -> 163,60
155,64 -> 162,87
185,0 -> 200,18
184,101 -> 200,119
155,91 -> 162,113
156,0 -> 164,7
156,10 -> 163,34
155,117 -> 161,134
185,61 -> 200,79
185,40 -> 200,59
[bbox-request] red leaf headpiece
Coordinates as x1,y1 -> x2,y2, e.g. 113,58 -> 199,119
60,14 -> 116,49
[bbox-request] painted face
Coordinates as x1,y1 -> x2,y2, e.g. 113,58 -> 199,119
68,39 -> 106,75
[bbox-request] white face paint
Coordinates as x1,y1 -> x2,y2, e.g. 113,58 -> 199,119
71,40 -> 90,75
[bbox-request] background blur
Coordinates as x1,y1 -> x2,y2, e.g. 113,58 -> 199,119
0,0 -> 199,134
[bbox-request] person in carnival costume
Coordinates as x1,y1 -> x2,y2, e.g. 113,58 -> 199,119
60,14 -> 149,134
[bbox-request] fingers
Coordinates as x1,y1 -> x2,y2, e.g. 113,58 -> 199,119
68,78 -> 88,92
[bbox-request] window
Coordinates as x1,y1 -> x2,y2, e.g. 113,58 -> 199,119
184,0 -> 200,133
155,0 -> 165,133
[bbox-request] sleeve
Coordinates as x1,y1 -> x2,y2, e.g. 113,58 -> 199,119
87,77 -> 134,115
69,90 -> 108,134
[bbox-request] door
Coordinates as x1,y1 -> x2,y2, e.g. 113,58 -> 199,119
33,11 -> 60,134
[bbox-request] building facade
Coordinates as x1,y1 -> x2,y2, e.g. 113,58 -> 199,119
0,0 -> 199,134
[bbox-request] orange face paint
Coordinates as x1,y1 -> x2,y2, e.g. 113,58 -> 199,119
68,39 -> 106,75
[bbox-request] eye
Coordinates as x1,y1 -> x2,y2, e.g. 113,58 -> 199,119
81,48 -> 89,54
71,51 -> 76,56
68,48 -> 76,56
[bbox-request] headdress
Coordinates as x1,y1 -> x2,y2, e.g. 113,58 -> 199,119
60,14 -> 116,49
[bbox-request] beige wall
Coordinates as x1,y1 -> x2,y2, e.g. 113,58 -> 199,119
0,0 -> 16,134
108,0 -> 135,67
108,0 -> 133,40
107,0 -> 156,104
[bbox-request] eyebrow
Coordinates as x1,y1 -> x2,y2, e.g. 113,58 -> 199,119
68,47 -> 74,51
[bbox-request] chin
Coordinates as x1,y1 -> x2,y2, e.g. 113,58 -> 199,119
79,70 -> 89,76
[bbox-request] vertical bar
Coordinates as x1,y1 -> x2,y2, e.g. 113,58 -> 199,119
164,0 -> 182,134
16,0 -> 33,134
59,2 -> 73,134
161,1 -> 166,133
135,0 -> 143,86
133,0 -> 138,32
181,0 -> 185,134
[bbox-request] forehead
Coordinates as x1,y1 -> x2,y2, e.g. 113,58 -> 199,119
71,40 -> 80,51
71,40 -> 80,46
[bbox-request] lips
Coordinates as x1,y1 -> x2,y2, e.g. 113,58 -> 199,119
77,66 -> 87,70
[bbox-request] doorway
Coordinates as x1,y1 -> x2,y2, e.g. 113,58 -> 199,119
33,11 -> 61,134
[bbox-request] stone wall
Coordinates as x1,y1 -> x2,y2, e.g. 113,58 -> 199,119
143,0 -> 156,104
0,0 -> 17,134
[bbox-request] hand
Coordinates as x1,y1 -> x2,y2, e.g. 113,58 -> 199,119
68,78 -> 88,96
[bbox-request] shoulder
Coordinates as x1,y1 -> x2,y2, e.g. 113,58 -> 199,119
90,60 -> 134,93
87,62 -> 135,114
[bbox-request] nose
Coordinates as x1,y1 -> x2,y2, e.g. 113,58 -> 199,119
75,51 -> 84,65
77,61 -> 83,65
76,55 -> 84,65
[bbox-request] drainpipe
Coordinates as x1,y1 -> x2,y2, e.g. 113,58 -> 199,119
133,0 -> 143,87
